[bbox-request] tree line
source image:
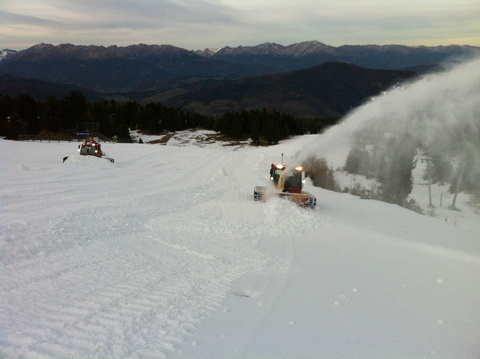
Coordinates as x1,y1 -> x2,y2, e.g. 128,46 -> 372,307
342,129 -> 479,207
0,92 -> 339,143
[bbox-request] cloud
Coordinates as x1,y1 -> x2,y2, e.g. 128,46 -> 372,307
0,10 -> 61,27
1,0 -> 244,48
43,0 -> 238,29
1,0 -> 479,50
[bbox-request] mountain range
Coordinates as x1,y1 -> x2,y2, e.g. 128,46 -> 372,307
1,41 -> 478,117
196,41 -> 479,71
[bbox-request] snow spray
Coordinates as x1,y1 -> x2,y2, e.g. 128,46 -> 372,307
296,56 -> 480,198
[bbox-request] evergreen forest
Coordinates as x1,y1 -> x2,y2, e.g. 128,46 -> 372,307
0,92 -> 339,144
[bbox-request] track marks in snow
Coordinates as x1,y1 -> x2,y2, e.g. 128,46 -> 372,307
2,233 -> 231,358
147,235 -> 215,260
1,141 -> 329,358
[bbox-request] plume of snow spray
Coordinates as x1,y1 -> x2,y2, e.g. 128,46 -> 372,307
297,56 -> 480,199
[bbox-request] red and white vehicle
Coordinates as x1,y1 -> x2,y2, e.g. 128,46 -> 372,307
63,139 -> 114,163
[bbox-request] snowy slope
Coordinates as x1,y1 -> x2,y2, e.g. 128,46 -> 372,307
1,135 -> 479,359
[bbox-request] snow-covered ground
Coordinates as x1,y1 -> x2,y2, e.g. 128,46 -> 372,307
1,133 -> 480,359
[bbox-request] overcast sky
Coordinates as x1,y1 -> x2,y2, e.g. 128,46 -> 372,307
1,0 -> 479,51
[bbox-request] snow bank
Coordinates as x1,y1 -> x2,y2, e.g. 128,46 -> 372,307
63,155 -> 115,168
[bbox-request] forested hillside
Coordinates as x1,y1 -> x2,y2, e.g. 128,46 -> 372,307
0,92 -> 337,144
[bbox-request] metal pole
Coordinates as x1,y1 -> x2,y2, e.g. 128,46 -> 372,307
427,162 -> 433,207
450,160 -> 465,210
421,158 -> 434,207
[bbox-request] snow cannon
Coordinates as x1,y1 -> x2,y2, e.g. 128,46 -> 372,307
254,164 -> 316,208
63,139 -> 114,163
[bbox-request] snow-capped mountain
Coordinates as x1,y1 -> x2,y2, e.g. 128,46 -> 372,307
193,47 -> 221,57
198,40 -> 480,59
284,40 -> 334,56
198,40 -> 480,70
214,42 -> 287,56
0,49 -> 17,62
198,41 -> 332,57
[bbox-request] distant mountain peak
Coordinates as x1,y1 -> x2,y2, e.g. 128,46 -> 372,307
199,40 -> 337,58
0,49 -> 17,62
285,41 -> 334,56
214,42 -> 288,56
193,47 -> 221,57
255,42 -> 285,54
